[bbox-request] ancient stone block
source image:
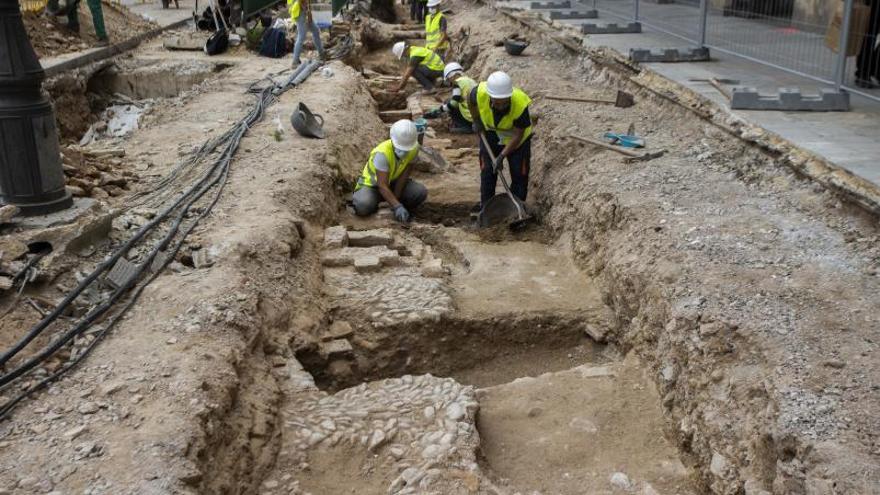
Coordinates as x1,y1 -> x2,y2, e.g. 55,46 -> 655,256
421,258 -> 446,278
320,338 -> 354,358
323,225 -> 348,249
354,255 -> 383,273
348,229 -> 394,247
323,320 -> 354,341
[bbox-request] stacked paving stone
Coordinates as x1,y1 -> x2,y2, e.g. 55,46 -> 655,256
275,375 -> 481,494
322,226 -> 454,327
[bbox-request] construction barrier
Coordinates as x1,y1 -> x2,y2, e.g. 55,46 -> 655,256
591,0 -> 880,103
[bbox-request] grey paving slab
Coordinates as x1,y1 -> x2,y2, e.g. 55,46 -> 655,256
574,26 -> 880,186
629,46 -> 710,62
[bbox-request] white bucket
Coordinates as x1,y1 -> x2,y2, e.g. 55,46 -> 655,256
312,4 -> 332,29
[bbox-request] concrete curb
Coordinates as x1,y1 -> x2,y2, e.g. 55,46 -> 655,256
43,17 -> 191,78
496,6 -> 880,217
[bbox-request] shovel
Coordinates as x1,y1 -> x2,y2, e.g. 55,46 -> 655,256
477,132 -> 532,230
543,90 -> 635,108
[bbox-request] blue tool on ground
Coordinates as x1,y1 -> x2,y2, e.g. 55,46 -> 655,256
604,132 -> 644,148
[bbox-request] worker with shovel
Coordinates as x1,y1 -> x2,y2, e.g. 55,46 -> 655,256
390,42 -> 445,92
424,0 -> 450,60
352,120 -> 428,223
467,71 -> 533,209
424,62 -> 475,133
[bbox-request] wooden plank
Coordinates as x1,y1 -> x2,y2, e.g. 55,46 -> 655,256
378,109 -> 413,122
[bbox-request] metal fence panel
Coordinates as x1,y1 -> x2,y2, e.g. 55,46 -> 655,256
593,0 -> 880,103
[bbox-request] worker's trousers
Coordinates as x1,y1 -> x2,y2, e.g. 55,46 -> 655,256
448,104 -> 471,130
478,135 -> 531,208
352,179 -> 428,216
413,66 -> 443,90
410,0 -> 426,21
48,0 -> 107,39
292,14 -> 325,64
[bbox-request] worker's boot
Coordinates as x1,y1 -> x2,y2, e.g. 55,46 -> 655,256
449,122 -> 472,134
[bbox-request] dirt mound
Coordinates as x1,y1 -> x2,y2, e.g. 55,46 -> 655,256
22,1 -> 157,59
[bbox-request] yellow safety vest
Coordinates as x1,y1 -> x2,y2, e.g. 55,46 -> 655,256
287,0 -> 300,20
409,46 -> 445,72
357,140 -> 420,189
451,76 -> 476,122
476,82 -> 533,146
425,12 -> 449,52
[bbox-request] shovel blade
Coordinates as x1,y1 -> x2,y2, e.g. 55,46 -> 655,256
478,194 -> 528,228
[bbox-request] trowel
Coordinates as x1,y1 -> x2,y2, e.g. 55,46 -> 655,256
477,132 -> 533,231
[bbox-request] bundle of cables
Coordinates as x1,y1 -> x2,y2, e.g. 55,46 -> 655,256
0,60 -> 322,420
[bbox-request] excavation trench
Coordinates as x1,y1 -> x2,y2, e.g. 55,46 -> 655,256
2,3 -> 874,493
248,37 -> 707,494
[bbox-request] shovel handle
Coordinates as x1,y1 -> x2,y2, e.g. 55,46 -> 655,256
479,132 -> 527,219
543,94 -> 614,105
567,134 -> 643,157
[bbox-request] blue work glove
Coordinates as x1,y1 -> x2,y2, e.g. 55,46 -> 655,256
492,154 -> 504,172
424,107 -> 443,119
393,204 -> 411,223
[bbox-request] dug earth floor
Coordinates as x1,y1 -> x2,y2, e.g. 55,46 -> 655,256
0,0 -> 879,494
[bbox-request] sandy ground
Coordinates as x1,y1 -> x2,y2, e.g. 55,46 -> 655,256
23,1 -> 157,58
0,0 -> 879,494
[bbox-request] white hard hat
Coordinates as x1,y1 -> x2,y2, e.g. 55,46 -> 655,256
392,41 -> 406,59
427,0 -> 441,7
390,119 -> 419,151
443,62 -> 463,81
486,71 -> 514,99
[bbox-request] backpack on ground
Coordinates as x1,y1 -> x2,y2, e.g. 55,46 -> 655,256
259,27 -> 288,58
204,0 -> 230,56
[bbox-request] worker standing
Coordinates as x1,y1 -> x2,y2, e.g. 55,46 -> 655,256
424,62 -> 474,133
288,0 -> 325,66
424,0 -> 450,60
390,42 -> 445,92
467,71 -> 533,209
352,120 -> 428,222
46,0 -> 109,46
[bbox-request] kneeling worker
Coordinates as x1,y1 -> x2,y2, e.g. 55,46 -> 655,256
390,42 -> 445,92
352,120 -> 428,223
424,62 -> 475,133
467,71 -> 533,209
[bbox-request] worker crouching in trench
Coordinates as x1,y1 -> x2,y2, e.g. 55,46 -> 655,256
390,42 -> 445,92
352,120 -> 428,223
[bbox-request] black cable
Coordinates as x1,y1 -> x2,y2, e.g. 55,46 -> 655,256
0,139 -> 235,420
0,66 -> 317,416
0,75 -> 282,370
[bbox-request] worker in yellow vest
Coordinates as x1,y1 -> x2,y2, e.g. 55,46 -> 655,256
390,42 -> 445,92
352,120 -> 428,222
424,62 -> 475,133
424,0 -> 450,59
466,71 -> 533,208
288,0 -> 325,66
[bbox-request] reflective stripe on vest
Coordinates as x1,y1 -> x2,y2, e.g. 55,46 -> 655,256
409,46 -> 445,72
425,12 -> 448,51
452,76 -> 476,122
287,0 -> 301,20
476,82 -> 533,146
357,140 -> 420,189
